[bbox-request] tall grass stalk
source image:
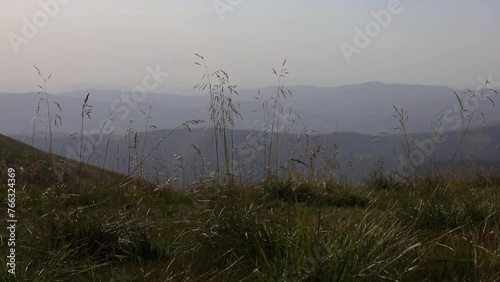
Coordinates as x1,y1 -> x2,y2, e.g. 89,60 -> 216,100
268,58 -> 291,178
122,120 -> 204,185
85,113 -> 114,165
79,94 -> 92,163
101,130 -> 114,181
31,100 -> 42,147
140,106 -> 155,176
393,105 -> 415,179
451,80 -> 497,161
194,54 -> 220,174
34,65 -> 62,156
194,54 -> 242,183
126,120 -> 136,176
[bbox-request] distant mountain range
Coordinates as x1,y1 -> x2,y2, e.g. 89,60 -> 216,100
10,123 -> 500,184
2,82 -> 499,183
2,82 -> 499,136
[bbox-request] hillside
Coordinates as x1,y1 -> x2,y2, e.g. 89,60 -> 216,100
0,133 -> 124,187
1,136 -> 499,280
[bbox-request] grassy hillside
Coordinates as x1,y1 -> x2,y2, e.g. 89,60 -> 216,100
1,135 -> 500,281
0,134 -> 40,159
0,133 -> 124,188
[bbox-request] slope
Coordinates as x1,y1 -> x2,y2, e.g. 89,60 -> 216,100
0,133 -> 124,187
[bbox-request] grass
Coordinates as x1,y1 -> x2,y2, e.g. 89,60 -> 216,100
1,59 -> 499,280
194,54 -> 242,182
1,136 -> 499,281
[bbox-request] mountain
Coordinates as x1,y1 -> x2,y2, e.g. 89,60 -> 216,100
11,123 -> 500,184
1,82 -> 499,137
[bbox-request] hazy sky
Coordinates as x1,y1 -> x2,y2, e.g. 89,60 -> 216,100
1,0 -> 499,94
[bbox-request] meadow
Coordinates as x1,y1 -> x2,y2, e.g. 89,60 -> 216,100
0,144 -> 499,280
0,61 -> 499,281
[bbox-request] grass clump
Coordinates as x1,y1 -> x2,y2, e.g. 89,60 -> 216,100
263,179 -> 370,208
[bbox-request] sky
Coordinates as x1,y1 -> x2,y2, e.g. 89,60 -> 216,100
1,0 -> 499,94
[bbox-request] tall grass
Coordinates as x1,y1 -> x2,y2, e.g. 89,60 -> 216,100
85,112 -> 115,166
194,54 -> 242,183
392,105 -> 415,179
268,58 -> 291,178
122,119 -> 204,185
79,93 -> 92,180
4,57 -> 498,281
30,99 -> 42,147
33,65 -> 62,155
451,80 -> 498,161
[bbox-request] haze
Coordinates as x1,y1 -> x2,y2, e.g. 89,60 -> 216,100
1,0 -> 499,93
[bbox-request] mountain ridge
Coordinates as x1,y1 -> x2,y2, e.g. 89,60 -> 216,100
1,82 -> 499,136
